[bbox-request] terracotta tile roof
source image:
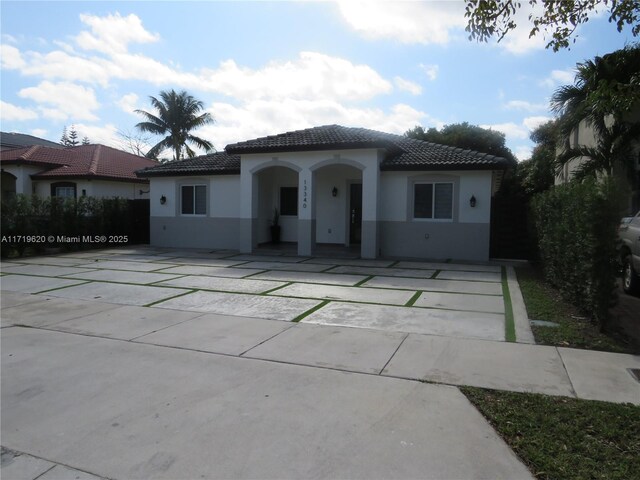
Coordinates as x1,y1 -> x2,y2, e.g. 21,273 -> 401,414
136,151 -> 240,177
1,144 -> 159,181
226,125 -> 510,171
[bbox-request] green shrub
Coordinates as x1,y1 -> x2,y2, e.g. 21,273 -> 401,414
531,178 -> 623,327
1,194 -> 143,257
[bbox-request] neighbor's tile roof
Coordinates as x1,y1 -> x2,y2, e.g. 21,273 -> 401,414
0,131 -> 62,150
1,144 -> 159,181
135,151 -> 240,177
135,125 -> 510,177
226,125 -> 510,171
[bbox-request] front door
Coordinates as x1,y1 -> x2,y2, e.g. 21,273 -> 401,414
349,183 -> 362,245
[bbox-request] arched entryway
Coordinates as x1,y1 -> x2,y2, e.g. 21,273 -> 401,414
255,165 -> 300,248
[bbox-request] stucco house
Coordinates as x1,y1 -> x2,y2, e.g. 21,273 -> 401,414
1,144 -> 159,201
137,125 -> 510,261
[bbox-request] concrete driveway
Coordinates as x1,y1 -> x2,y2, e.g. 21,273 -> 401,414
0,247 -> 539,479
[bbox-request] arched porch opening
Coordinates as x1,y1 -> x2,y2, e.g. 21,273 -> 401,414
1,171 -> 17,201
255,165 -> 300,248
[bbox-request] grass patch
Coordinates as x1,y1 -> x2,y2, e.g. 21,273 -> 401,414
405,291 -> 422,307
430,269 -> 441,279
501,267 -> 516,342
354,275 -> 374,287
516,267 -> 633,353
291,300 -> 329,322
462,387 -> 640,480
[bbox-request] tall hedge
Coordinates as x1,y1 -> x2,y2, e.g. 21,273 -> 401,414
531,178 -> 623,326
1,195 -> 134,257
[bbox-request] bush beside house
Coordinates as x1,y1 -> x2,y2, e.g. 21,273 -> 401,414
531,178 -> 624,327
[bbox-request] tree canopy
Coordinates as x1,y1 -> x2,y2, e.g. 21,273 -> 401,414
517,120 -> 558,195
405,122 -> 517,164
465,0 -> 640,51
135,89 -> 214,162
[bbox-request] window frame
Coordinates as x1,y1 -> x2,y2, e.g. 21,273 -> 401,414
180,183 -> 207,216
412,181 -> 454,222
279,186 -> 298,217
50,182 -> 77,199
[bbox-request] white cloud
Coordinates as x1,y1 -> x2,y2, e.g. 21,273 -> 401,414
1,44 -> 26,69
523,115 -> 551,130
481,122 -> 529,140
541,68 -> 575,88
30,128 -> 48,138
337,1 -> 465,45
117,93 -> 140,115
73,123 -> 120,147
419,64 -> 439,81
515,145 -> 533,161
0,100 -> 38,121
21,50 -> 113,86
394,76 -> 422,95
18,81 -> 100,121
200,52 -> 392,101
504,100 -> 548,112
2,34 -> 18,44
75,12 -> 159,55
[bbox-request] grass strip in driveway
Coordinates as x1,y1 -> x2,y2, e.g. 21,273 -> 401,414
292,300 -> 330,322
462,386 -> 640,480
405,291 -> 421,307
144,289 -> 197,307
501,267 -> 516,342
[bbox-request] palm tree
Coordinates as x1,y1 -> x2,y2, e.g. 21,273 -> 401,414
551,44 -> 640,178
135,90 -> 214,161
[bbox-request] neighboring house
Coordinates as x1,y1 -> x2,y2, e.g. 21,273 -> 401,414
555,111 -> 640,215
1,144 -> 159,201
137,125 -> 510,261
0,131 -> 62,151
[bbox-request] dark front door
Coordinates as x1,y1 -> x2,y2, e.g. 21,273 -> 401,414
349,183 -> 362,245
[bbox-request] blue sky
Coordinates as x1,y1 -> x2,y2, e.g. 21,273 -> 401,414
1,1 -> 636,160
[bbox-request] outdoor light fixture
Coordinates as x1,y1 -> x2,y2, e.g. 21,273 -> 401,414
139,189 -> 150,195
160,195 -> 167,205
470,195 -> 477,208
332,187 -> 338,197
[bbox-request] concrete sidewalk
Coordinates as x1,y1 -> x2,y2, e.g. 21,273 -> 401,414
3,291 -> 639,404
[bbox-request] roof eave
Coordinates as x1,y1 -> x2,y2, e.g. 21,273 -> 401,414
380,162 -> 509,172
225,141 -> 394,155
136,169 -> 240,178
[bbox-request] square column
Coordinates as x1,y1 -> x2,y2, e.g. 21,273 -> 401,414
297,169 -> 315,256
239,169 -> 258,253
361,164 -> 379,259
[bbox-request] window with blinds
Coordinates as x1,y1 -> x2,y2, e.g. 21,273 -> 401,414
414,182 -> 453,220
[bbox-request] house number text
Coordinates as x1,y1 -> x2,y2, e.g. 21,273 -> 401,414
303,179 -> 308,208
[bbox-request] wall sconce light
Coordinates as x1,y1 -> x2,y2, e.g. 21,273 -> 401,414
470,195 -> 477,208
139,189 -> 150,195
160,195 -> 167,205
332,186 -> 338,197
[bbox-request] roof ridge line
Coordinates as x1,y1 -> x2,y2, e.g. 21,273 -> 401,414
89,145 -> 101,175
21,145 -> 41,160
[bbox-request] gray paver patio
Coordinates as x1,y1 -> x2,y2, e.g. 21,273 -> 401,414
245,323 -> 407,374
137,313 -> 293,355
272,283 -> 414,305
154,265 -> 264,278
0,264 -> 96,277
63,269 -> 182,285
39,465 -> 105,480
302,301 -> 505,341
92,254 -> 168,262
154,290 -> 321,321
157,257 -> 246,267
5,256 -> 91,267
383,334 -> 574,396
558,348 -> 640,404
1,297 -> 120,328
252,270 -> 367,286
43,282 -> 190,306
414,291 -> 505,314
227,254 -> 309,263
74,260 -> 175,272
51,306 -> 203,340
364,276 -> 503,295
304,257 -> 395,267
0,275 -> 85,294
236,261 -> 332,272
436,270 -> 502,282
1,328 -> 532,479
156,275 -> 286,294
0,449 -> 57,480
154,249 -> 233,258
394,261 -> 501,272
327,265 -> 436,278
1,291 -> 54,309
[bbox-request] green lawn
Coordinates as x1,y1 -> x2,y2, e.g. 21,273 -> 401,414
515,267 -> 633,353
462,387 -> 640,480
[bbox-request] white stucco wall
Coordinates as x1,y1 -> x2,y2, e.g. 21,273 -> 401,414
315,164 -> 361,244
379,170 -> 492,224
